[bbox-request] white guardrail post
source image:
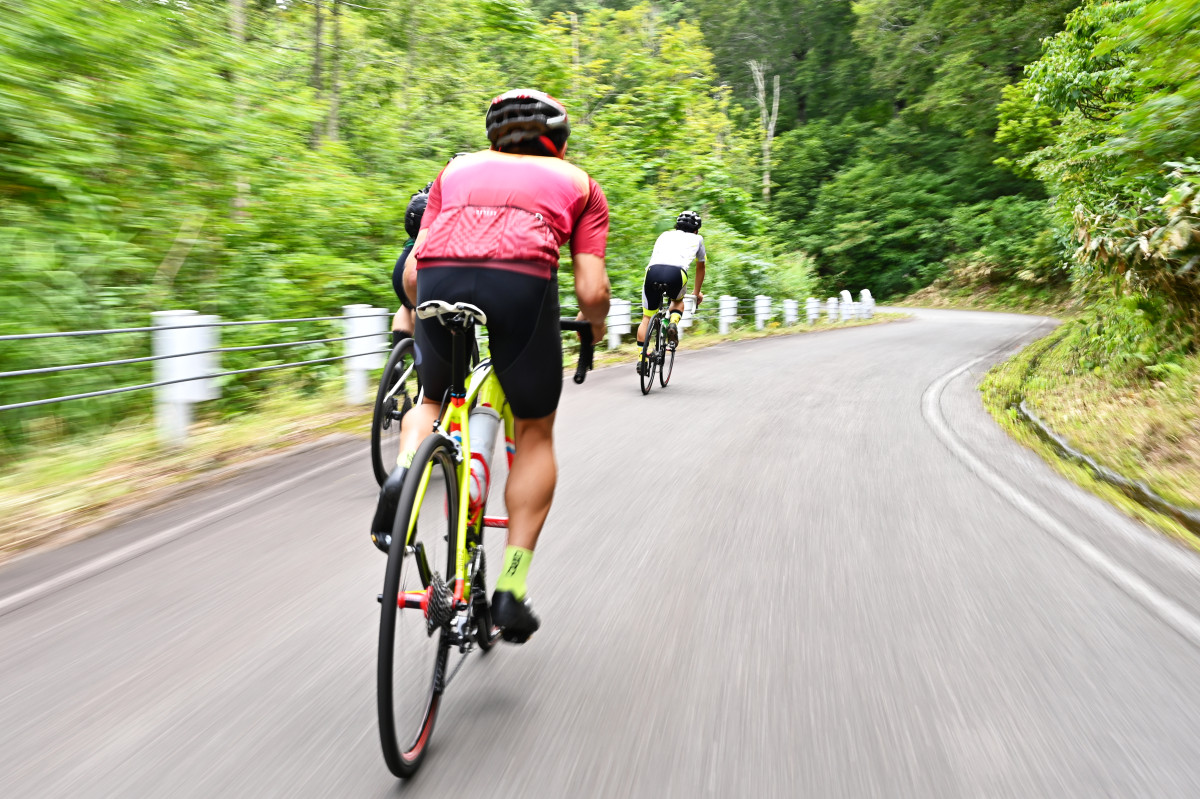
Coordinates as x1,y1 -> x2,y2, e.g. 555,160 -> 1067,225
783,299 -> 798,325
806,297 -> 820,324
343,304 -> 387,404
839,290 -> 853,322
719,295 -> 737,335
607,298 -> 632,348
152,310 -> 218,446
861,289 -> 874,318
755,295 -> 771,330
826,297 -> 838,322
681,294 -> 696,328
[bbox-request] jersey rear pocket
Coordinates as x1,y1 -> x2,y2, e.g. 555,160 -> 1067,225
426,205 -> 558,263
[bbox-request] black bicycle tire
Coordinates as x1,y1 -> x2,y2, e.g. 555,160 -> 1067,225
377,432 -> 459,778
659,326 -> 674,387
371,339 -> 419,486
640,316 -> 658,395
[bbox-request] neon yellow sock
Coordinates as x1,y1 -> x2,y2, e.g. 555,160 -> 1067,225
669,311 -> 682,325
398,449 -> 415,469
495,546 -> 533,600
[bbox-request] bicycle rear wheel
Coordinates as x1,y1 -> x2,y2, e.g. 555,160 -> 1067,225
371,338 -> 420,486
377,432 -> 459,778
639,316 -> 658,395
658,322 -> 674,387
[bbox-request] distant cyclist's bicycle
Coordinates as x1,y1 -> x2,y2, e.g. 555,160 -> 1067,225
376,300 -> 593,778
371,334 -> 481,485
370,337 -> 420,486
638,281 -> 676,395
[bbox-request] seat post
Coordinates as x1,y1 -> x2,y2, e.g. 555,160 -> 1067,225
450,324 -> 470,399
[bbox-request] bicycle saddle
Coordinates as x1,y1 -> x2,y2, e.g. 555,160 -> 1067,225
416,300 -> 488,329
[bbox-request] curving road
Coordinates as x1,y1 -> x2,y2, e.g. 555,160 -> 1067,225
5,308 -> 1200,797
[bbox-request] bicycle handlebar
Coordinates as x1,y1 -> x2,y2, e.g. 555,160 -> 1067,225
559,319 -> 594,385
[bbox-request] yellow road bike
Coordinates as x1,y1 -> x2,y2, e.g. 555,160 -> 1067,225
375,300 -> 594,778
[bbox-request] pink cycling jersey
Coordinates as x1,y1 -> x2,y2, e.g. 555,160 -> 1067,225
415,149 -> 609,280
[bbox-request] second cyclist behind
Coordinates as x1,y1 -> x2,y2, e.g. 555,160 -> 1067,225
389,185 -> 432,343
636,211 -> 706,368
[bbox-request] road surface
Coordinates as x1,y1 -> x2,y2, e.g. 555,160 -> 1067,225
4,308 -> 1200,797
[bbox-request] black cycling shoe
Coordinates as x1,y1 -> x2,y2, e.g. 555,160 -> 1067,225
490,590 -> 540,643
667,322 -> 679,348
370,466 -> 407,553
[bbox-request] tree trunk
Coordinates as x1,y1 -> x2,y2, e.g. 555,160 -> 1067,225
229,0 -> 249,217
311,0 -> 323,94
326,0 -> 340,141
749,61 -> 780,203
310,0 -> 324,146
569,12 -> 580,98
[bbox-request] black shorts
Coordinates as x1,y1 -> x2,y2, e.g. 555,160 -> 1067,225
392,244 -> 415,311
415,265 -> 562,419
642,263 -> 687,314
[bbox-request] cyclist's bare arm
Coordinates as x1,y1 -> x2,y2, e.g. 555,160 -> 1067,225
573,252 -> 610,343
402,228 -> 429,306
694,260 -> 706,305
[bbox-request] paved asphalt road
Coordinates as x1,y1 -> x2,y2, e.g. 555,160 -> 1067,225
5,308 -> 1200,798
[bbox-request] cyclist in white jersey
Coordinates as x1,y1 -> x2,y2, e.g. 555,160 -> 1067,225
637,211 -> 706,362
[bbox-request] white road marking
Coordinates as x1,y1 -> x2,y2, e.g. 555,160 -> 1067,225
0,448 -> 364,616
921,331 -> 1200,649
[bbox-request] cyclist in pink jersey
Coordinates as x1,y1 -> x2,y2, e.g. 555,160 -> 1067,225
370,90 -> 611,642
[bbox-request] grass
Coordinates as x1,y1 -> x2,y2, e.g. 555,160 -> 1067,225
0,383 -> 364,562
898,281 -> 1073,316
0,312 -> 905,564
981,326 -> 1200,547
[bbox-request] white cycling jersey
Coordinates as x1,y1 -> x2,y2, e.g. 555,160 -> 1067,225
646,230 -> 705,273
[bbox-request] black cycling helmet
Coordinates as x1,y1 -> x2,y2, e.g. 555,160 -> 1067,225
486,89 -> 571,158
405,190 -> 429,239
675,211 -> 702,233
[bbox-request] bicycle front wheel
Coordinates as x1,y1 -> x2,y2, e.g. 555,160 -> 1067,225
659,325 -> 674,387
640,318 -> 658,395
371,338 -> 420,486
377,432 -> 460,778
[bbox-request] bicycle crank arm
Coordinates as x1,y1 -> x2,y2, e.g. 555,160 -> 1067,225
397,588 -> 469,614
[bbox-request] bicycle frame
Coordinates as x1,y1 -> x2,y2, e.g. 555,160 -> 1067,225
394,309 -> 591,617
402,358 -> 513,609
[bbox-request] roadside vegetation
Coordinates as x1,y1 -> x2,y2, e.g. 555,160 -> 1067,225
4,0 -> 1200,534
983,325 -> 1200,545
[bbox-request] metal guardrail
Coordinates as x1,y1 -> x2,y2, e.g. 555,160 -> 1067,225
2,291 -> 876,446
0,306 -> 394,443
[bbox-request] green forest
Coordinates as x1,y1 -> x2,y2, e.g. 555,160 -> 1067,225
2,0 -> 1199,452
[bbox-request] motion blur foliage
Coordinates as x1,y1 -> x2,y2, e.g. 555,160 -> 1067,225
1001,0 -> 1200,338
678,0 -> 1078,300
0,0 -> 798,453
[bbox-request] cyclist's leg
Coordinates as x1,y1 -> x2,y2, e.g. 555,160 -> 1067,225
654,267 -> 685,344
503,412 -> 556,556
667,263 -> 686,321
480,269 -> 562,637
370,270 -> 454,545
391,308 -> 415,345
637,271 -> 657,345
